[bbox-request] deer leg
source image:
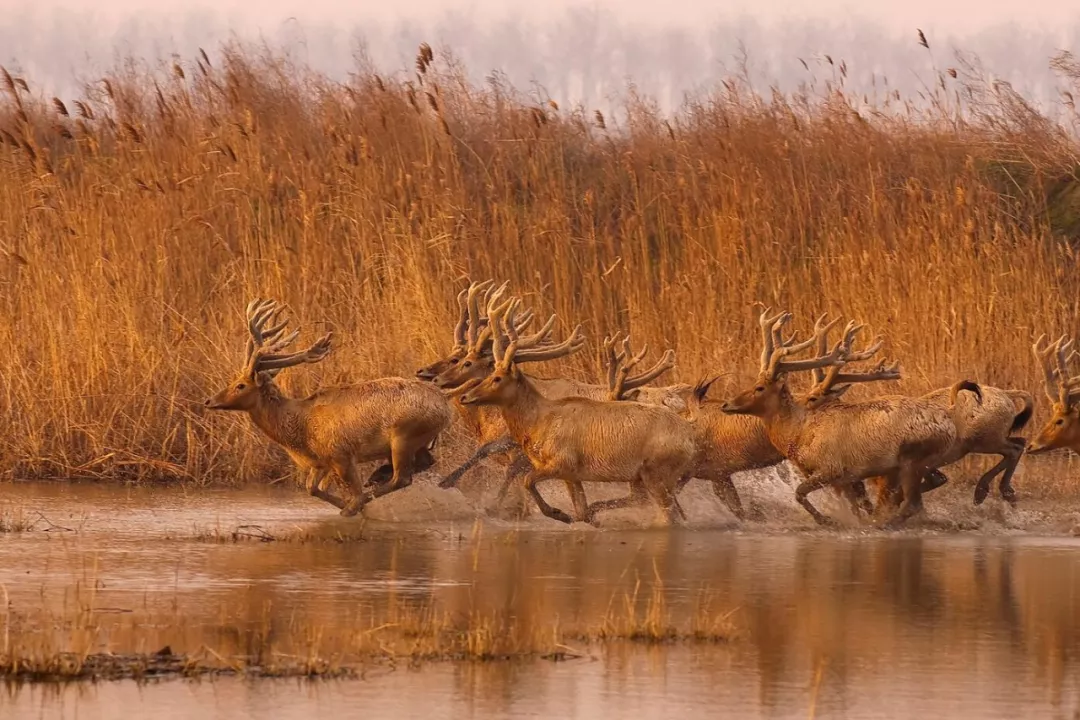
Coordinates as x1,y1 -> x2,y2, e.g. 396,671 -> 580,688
973,439 -> 1023,506
338,461 -> 367,517
365,464 -> 394,487
523,469 -> 574,524
794,472 -> 843,527
565,481 -> 590,522
491,453 -> 534,518
921,468 -> 949,493
997,438 -> 1025,505
707,474 -> 746,520
439,436 -> 518,489
414,446 -> 437,474
641,473 -> 684,526
300,468 -> 349,511
836,481 -> 873,518
385,436 -> 417,492
880,465 -> 925,529
582,481 -> 650,523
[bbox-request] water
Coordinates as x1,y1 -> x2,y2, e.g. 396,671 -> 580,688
2,481 -> 1080,719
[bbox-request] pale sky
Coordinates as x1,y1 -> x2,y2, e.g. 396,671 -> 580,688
1,0 -> 1076,109
2,0 -> 1071,32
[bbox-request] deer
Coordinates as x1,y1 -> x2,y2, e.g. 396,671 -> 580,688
719,309 -> 974,528
421,280 -> 687,521
455,295 -> 697,525
205,298 -> 454,517
802,324 -> 1033,509
1026,334 -> 1080,457
418,280 -> 593,518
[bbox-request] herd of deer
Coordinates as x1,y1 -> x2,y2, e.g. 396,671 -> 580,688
203,280 -> 1080,528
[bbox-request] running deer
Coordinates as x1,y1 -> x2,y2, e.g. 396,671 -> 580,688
803,325 -> 1032,508
1026,334 -> 1080,457
720,309 -> 970,527
205,298 -> 453,516
456,296 -> 696,525
420,280 -> 595,518
423,280 -> 688,520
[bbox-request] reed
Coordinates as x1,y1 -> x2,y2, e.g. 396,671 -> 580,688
0,577 -> 737,682
1,41 -> 1079,493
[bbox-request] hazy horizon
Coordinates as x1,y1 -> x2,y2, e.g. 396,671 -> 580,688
1,1 -> 1077,114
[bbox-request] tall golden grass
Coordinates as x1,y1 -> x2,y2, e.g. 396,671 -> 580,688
1,41 -> 1080,489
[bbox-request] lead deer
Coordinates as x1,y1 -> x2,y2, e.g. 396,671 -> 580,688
803,323 -> 1032,508
205,298 -> 453,516
456,296 -> 696,525
1026,334 -> 1080,456
720,309 -> 971,527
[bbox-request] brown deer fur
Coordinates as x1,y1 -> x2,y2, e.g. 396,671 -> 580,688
720,309 -> 971,527
206,298 -> 453,517
455,296 -> 696,525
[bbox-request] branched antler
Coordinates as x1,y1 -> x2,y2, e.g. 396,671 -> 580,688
1034,333 -> 1080,408
757,309 -> 844,381
243,298 -> 332,378
492,296 -> 586,367
807,318 -> 898,398
603,332 -> 676,400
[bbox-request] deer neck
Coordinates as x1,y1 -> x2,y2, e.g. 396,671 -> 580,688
452,398 -> 496,441
247,384 -> 307,451
760,396 -> 807,457
496,375 -> 552,445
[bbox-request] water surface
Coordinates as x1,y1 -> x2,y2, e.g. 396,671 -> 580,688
1,482 -> 1079,719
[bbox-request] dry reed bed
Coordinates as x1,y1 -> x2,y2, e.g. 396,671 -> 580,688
1,42 -> 1080,491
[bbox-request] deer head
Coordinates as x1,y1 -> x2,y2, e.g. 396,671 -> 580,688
457,296 -> 585,406
205,298 -> 332,411
720,309 -> 849,417
416,280 -> 509,380
432,283 -> 553,390
1027,334 -> 1080,455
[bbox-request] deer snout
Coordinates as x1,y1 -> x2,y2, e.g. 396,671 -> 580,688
1025,440 -> 1047,455
416,369 -> 435,381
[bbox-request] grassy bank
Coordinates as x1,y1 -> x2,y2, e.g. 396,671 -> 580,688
1,42 -> 1080,489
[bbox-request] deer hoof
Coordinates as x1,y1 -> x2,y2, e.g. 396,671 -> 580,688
973,484 -> 991,506
1000,487 -> 1018,506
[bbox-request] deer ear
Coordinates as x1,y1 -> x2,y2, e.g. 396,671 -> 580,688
255,370 -> 275,386
624,388 -> 641,401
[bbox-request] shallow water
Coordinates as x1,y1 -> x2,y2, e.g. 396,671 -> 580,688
2,481 -> 1080,719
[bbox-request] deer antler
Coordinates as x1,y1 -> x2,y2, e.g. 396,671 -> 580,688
760,311 -> 843,381
604,334 -> 676,400
1033,334 -> 1066,405
243,298 -> 332,378
452,288 -> 471,352
470,284 -> 549,354
494,296 -> 585,368
807,320 -> 897,397
465,279 -> 497,348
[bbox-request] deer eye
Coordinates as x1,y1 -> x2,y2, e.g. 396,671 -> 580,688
1056,418 -> 1065,426
755,386 -> 765,392
493,376 -> 503,383
449,358 -> 459,365
236,383 -> 247,391
463,361 -> 473,368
